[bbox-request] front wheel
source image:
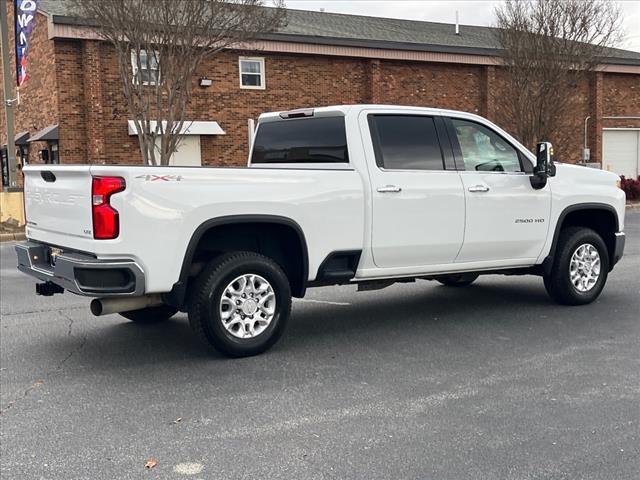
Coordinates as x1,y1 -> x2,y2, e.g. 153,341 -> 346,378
543,227 -> 609,305
187,252 -> 292,357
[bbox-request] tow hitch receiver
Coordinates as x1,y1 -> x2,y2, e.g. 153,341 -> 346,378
36,282 -> 65,296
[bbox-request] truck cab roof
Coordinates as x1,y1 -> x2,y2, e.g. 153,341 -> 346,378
258,105 -> 490,123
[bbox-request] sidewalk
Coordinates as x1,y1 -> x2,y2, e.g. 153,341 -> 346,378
0,231 -> 25,242
0,229 -> 25,241
0,221 -> 26,242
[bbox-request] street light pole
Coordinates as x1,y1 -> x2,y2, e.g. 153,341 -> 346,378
1,0 -> 18,189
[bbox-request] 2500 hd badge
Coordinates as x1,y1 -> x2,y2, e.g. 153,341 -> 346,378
515,218 -> 546,224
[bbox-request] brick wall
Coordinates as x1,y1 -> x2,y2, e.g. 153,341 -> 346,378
552,75 -> 591,164
374,60 -> 483,114
602,72 -> 640,131
55,40 -> 87,164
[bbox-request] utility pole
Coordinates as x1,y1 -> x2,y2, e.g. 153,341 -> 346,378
1,0 -> 18,189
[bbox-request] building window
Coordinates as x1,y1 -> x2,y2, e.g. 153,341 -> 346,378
131,49 -> 159,85
239,57 -> 265,90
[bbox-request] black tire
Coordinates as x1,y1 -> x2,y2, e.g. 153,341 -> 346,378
543,227 -> 609,305
119,305 -> 178,323
436,273 -> 479,287
187,251 -> 292,357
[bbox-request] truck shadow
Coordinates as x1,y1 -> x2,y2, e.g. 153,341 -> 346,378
283,281 -> 552,348
43,278 -> 628,371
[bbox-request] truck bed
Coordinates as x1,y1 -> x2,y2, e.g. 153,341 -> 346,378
22,164 -> 365,293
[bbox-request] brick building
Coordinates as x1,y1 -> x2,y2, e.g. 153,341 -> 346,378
2,0 -> 640,188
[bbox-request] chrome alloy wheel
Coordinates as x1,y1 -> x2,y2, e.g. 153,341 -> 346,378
569,243 -> 601,293
219,274 -> 276,339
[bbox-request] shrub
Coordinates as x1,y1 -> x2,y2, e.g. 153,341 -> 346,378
620,176 -> 640,201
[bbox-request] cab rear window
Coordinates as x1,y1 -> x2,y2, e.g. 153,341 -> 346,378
251,116 -> 348,164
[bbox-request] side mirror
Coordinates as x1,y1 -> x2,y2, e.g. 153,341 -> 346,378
531,141 -> 555,189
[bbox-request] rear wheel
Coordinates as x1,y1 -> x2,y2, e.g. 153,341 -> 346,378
119,305 -> 178,324
436,273 -> 479,287
187,252 -> 291,357
543,227 -> 609,305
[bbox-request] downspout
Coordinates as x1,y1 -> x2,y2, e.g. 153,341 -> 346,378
584,116 -> 590,150
583,115 -> 591,157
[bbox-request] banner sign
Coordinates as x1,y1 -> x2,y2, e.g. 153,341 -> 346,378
15,0 -> 38,87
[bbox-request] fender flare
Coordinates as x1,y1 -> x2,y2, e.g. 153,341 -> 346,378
542,202 -> 619,275
165,214 -> 309,308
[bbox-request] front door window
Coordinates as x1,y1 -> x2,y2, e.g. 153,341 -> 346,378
451,118 -> 522,173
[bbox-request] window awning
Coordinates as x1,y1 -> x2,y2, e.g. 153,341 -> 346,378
28,125 -> 59,142
127,120 -> 226,136
1,131 -> 30,148
16,131 -> 30,145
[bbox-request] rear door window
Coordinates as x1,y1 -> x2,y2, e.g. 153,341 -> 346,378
251,117 -> 348,164
368,115 -> 445,170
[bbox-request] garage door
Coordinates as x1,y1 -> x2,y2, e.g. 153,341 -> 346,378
603,130 -> 639,178
154,135 -> 202,166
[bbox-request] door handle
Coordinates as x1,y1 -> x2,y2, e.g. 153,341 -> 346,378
377,185 -> 402,193
468,185 -> 490,193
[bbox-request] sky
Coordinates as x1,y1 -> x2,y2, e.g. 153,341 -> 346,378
285,0 -> 640,53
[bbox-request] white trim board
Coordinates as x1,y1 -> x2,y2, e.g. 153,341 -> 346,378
127,120 -> 226,136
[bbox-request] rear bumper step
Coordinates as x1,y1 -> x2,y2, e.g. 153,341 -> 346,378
15,241 -> 145,297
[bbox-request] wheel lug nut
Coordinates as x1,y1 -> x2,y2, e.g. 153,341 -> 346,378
236,300 -> 241,305
242,294 -> 246,298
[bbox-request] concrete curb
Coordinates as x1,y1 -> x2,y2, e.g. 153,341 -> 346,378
0,232 -> 26,242
627,203 -> 640,210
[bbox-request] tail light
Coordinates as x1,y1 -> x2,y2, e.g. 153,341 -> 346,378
92,176 -> 125,239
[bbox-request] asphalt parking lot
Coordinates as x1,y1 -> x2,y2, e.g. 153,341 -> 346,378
1,211 -> 639,479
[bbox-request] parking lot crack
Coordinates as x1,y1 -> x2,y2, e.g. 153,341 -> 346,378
0,313 -> 87,416
56,312 -> 88,370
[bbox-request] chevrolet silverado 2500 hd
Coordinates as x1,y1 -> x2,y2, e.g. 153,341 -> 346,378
16,105 -> 626,357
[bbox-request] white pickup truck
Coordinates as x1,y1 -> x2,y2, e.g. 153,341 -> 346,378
16,105 -> 626,357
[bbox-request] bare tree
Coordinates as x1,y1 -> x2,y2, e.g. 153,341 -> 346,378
494,0 -> 622,154
71,0 -> 285,165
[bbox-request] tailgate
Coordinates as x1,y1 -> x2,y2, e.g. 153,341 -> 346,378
23,165 -> 94,241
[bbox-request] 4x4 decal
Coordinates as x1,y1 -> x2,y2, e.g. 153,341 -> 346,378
135,174 -> 183,182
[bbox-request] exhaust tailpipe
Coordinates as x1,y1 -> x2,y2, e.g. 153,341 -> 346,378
90,294 -> 164,316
